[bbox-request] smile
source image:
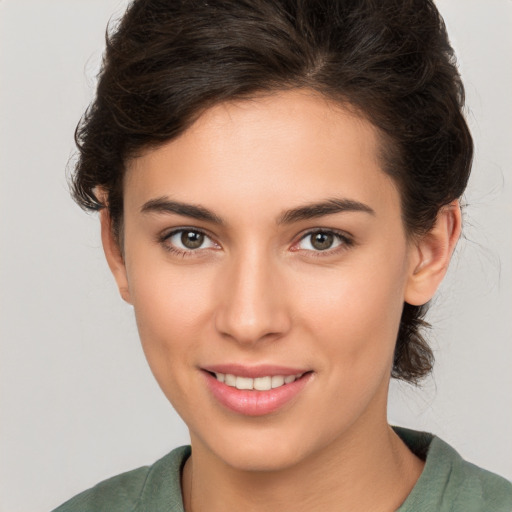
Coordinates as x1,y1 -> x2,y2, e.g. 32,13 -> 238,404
203,367 -> 313,416
214,373 -> 304,391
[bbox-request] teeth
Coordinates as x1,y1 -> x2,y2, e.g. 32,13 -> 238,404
271,375 -> 284,388
254,376 -> 272,391
213,372 -> 303,390
235,376 -> 253,390
225,373 -> 236,386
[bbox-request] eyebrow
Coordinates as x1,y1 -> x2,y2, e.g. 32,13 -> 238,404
141,197 -> 225,224
277,198 -> 375,224
140,196 -> 375,225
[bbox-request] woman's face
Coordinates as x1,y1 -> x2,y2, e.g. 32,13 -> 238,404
114,90 -> 420,471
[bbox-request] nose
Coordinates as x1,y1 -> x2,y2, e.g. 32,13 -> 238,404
214,247 -> 291,345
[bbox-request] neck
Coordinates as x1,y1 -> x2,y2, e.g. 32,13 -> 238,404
182,420 -> 424,512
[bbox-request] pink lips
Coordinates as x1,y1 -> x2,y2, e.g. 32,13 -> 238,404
202,364 -> 312,416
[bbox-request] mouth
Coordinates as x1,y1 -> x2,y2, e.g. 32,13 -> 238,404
208,371 -> 306,391
202,366 -> 313,416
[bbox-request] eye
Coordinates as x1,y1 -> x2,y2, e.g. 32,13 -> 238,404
162,229 -> 218,253
296,230 -> 350,252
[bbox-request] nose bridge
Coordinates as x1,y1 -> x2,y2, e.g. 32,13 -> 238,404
214,242 -> 289,344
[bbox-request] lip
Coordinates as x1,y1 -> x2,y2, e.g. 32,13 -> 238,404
203,363 -> 308,379
202,366 -> 313,416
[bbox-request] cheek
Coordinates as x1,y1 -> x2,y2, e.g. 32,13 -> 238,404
287,257 -> 408,437
292,254 -> 407,373
125,252 -> 215,388
133,272 -> 210,339
128,271 -> 212,422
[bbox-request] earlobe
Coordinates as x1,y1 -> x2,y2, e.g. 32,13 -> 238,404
99,208 -> 132,304
405,201 -> 461,306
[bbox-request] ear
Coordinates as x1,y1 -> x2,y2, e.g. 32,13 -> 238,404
405,200 -> 461,306
99,208 -> 132,304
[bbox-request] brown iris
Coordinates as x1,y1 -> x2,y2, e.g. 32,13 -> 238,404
181,231 -> 204,249
310,232 -> 335,251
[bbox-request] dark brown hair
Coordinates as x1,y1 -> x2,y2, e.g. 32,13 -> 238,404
72,0 -> 473,383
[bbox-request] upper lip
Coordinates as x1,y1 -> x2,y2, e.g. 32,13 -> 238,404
202,364 -> 310,378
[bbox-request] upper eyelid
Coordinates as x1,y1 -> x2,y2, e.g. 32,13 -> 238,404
158,227 -> 219,250
297,228 -> 353,242
161,226 -> 215,241
289,229 -> 354,255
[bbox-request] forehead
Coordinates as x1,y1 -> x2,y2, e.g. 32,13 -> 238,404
124,89 -> 400,220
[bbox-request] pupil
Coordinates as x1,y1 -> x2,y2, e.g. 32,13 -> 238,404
181,231 -> 204,249
312,232 -> 333,250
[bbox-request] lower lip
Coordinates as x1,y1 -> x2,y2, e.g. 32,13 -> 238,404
203,371 -> 312,416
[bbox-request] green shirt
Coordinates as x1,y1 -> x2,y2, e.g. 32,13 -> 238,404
53,428 -> 512,511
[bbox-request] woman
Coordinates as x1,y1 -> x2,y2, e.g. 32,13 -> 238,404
52,0 -> 512,510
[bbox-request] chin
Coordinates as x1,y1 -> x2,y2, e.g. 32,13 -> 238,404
221,444 -> 305,472
194,422 -> 324,473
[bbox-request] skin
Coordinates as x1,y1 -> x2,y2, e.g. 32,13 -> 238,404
101,89 -> 461,512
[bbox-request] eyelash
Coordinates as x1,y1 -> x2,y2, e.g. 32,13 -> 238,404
294,229 -> 354,257
158,228 -> 354,258
159,227 -> 218,257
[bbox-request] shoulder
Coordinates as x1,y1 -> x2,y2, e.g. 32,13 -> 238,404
446,445 -> 512,512
51,445 -> 190,512
52,466 -> 149,512
395,427 -> 512,512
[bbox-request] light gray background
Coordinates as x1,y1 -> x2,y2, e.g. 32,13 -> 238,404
1,1 -> 511,511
